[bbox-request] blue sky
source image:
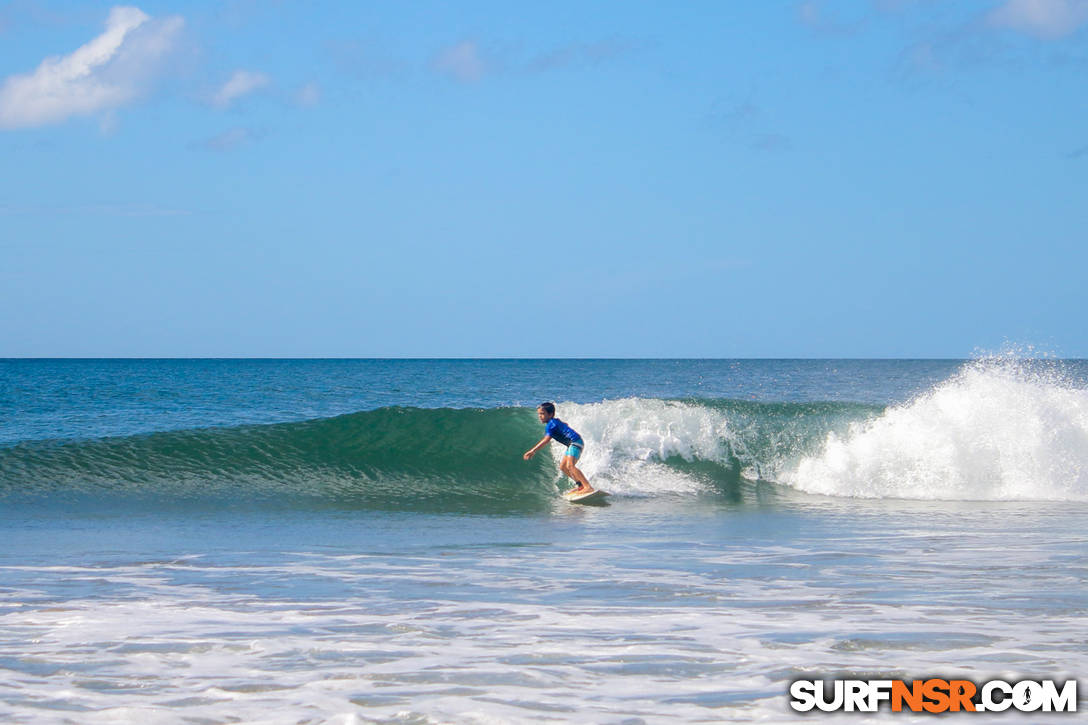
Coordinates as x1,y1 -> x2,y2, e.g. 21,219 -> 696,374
1,0 -> 1086,357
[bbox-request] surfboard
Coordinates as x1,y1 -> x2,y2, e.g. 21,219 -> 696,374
564,488 -> 607,504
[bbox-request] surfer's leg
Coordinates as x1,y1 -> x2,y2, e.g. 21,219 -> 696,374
559,456 -> 586,491
563,448 -> 593,493
568,464 -> 593,492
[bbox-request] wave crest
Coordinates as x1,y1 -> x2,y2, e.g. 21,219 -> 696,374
4,359 -> 1086,508
782,358 -> 1088,501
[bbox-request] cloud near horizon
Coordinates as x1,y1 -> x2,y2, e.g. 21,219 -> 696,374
432,41 -> 486,83
295,81 -> 320,107
987,0 -> 1088,38
525,38 -> 638,72
0,5 -> 183,130
429,36 -> 638,84
211,70 -> 271,108
191,126 -> 264,152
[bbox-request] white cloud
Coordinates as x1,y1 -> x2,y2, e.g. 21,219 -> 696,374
433,41 -> 486,82
99,110 -> 119,135
192,126 -> 262,152
0,6 -> 183,130
212,69 -> 270,108
525,38 -> 638,72
295,81 -> 320,107
795,0 -> 868,35
798,1 -> 821,28
987,0 -> 1088,38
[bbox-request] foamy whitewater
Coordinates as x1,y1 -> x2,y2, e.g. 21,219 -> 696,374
785,360 -> 1088,501
1,358 -> 1086,723
558,359 -> 1088,502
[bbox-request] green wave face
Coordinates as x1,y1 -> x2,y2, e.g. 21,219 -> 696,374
0,397 -> 915,512
6,358 -> 1086,508
0,407 -> 561,512
1,399 -> 883,512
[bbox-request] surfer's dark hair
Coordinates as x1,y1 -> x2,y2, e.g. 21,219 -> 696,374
538,402 -> 556,416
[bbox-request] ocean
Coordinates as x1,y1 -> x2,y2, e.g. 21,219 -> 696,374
1,358 -> 1086,723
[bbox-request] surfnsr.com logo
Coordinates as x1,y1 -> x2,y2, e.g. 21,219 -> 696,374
789,678 -> 1078,713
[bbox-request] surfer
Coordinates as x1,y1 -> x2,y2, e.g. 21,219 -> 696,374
523,402 -> 595,495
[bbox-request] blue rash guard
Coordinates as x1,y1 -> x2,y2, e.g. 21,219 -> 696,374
545,417 -> 583,448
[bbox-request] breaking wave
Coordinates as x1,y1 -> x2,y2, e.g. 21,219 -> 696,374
3,358 -> 1086,509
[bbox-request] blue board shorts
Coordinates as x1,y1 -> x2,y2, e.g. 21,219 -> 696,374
564,443 -> 584,460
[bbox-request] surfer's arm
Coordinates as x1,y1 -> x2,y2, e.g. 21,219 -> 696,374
523,436 -> 551,460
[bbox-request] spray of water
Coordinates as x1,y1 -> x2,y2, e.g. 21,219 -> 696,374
782,357 -> 1088,500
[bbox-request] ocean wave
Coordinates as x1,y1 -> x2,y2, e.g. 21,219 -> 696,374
0,398 -> 861,509
3,358 -> 1086,508
781,357 -> 1088,501
0,407 -> 552,510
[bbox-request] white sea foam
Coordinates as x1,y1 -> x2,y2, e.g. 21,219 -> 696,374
3,506 -> 1084,724
783,358 -> 1088,501
552,398 -> 739,495
551,360 -> 1088,503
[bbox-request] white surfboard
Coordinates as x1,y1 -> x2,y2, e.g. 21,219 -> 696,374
564,488 -> 608,504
